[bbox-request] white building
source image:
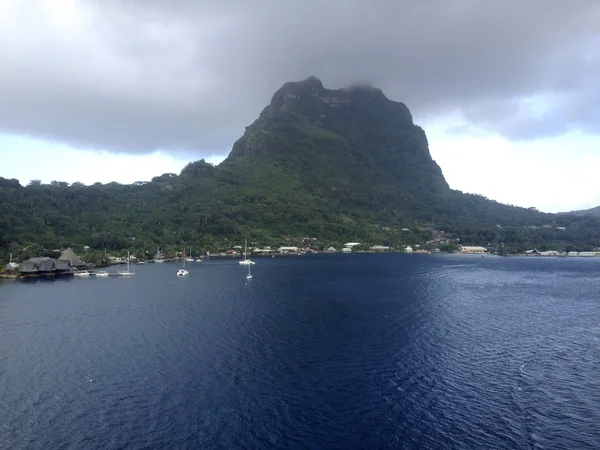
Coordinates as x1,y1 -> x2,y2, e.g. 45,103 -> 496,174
371,245 -> 391,252
6,262 -> 19,271
278,246 -> 299,253
459,246 -> 488,254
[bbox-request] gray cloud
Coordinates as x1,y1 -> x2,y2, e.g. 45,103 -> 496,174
0,0 -> 598,155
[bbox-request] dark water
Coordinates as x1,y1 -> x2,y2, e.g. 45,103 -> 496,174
1,254 -> 599,449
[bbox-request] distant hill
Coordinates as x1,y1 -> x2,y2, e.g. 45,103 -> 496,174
560,205 -> 600,217
2,76 -> 600,259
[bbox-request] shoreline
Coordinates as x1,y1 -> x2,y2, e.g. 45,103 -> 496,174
0,273 -> 19,279
3,252 -> 598,280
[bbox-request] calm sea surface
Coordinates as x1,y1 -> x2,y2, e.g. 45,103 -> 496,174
1,254 -> 599,449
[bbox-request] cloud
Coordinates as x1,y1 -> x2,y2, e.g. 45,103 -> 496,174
427,127 -> 600,213
0,0 -> 598,155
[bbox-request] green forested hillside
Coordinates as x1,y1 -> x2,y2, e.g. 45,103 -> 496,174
560,204 -> 600,217
2,77 -> 600,262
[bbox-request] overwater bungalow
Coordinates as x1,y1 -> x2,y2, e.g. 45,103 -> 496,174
18,257 -> 74,278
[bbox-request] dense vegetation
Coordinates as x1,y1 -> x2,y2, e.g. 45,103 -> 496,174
2,77 -> 600,264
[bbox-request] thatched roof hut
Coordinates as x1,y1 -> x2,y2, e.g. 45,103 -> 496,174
58,248 -> 86,268
19,257 -> 74,276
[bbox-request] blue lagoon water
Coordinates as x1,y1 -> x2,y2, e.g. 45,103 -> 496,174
1,254 -> 599,449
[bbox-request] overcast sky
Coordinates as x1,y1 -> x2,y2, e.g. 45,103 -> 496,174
1,0 -> 599,212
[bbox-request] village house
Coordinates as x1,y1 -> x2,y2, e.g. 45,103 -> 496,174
370,245 -> 391,252
5,261 -> 20,271
301,237 -> 317,246
459,245 -> 488,254
342,242 -> 360,252
253,246 -> 273,254
539,250 -> 561,256
278,246 -> 299,253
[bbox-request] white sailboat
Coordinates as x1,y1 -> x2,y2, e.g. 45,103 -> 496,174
177,248 -> 189,276
238,239 -> 255,265
186,246 -> 195,262
118,251 -> 135,276
154,247 -> 165,263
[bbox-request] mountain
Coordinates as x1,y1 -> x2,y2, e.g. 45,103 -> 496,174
2,77 -> 600,261
560,205 -> 600,217
224,76 -> 450,223
218,76 -> 559,229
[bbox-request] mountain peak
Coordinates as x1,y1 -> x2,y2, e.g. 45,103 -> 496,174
270,76 -> 324,108
266,77 -> 412,127
297,75 -> 324,89
281,75 -> 324,92
271,76 -> 390,107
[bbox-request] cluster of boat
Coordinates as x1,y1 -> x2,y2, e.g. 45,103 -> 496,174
176,241 -> 254,279
74,270 -> 130,277
74,268 -> 135,277
75,251 -> 136,277
75,244 -> 256,280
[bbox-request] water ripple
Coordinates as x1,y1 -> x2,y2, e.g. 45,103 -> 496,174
1,255 -> 600,449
